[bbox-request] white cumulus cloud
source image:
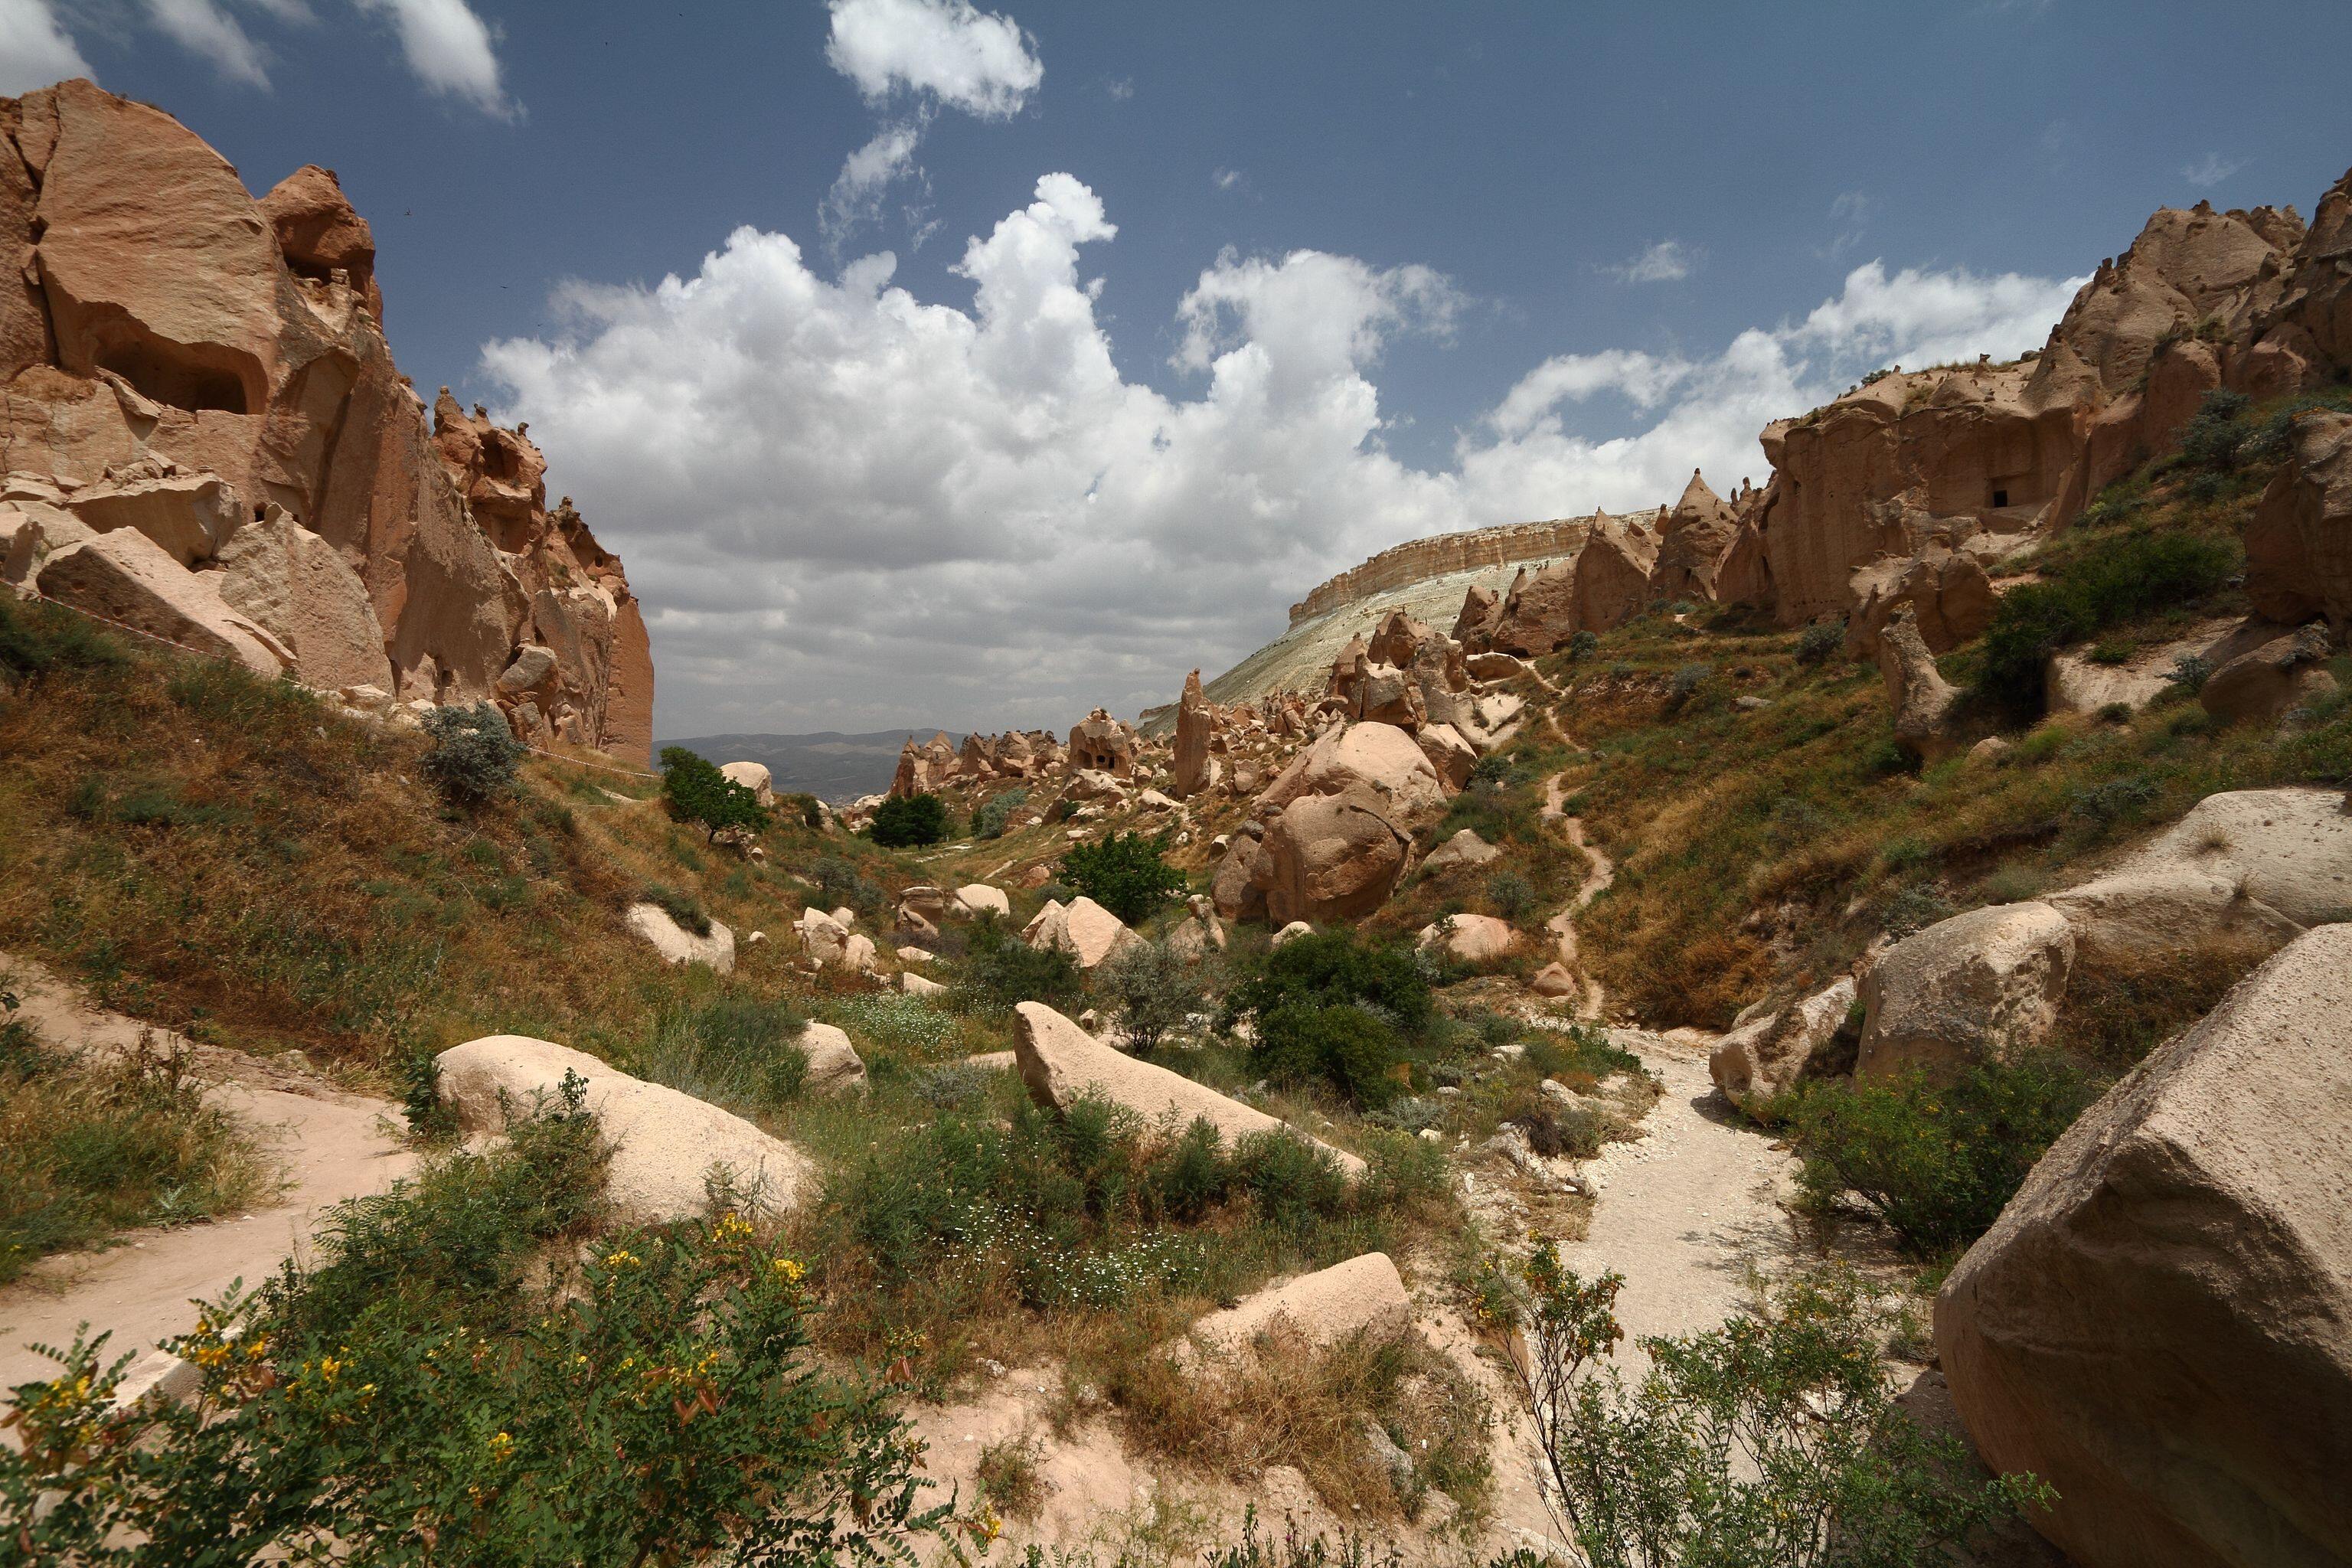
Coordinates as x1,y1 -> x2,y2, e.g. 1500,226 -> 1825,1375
2182,152 -> 2246,188
0,0 -> 91,91
352,0 -> 514,118
1607,239 -> 1697,283
825,0 -> 1040,119
481,183 -> 2083,738
146,0 -> 272,87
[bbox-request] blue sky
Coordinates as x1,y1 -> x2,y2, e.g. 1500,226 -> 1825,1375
11,0 -> 2352,735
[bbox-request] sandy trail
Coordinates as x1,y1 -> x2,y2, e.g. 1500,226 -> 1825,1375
1538,743 -> 1613,1021
1561,1031 -> 1804,1348
0,956 -> 414,1393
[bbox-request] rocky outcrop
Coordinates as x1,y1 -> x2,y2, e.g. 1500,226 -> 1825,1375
435,1035 -> 815,1223
795,1022 -> 868,1098
1172,668 -> 1212,796
1709,975 -> 1858,1109
2200,622 -> 2339,726
1877,607 -> 1964,762
623,903 -> 737,973
1067,708 -> 1139,777
213,503 -> 388,692
32,525 -> 291,674
1468,512 -> 1661,656
1186,1253 -> 1411,1354
2246,410 -> 2352,630
1253,788 -> 1416,926
2097,787 -> 2352,929
1289,515 -> 1594,627
1648,470 -> 1740,603
1419,828 -> 1498,875
1844,542 -> 1995,659
717,760 -> 775,805
1012,1001 -> 1364,1174
1856,903 -> 2074,1081
1416,913 -> 1515,965
1935,926 -> 2352,1568
0,81 -> 652,758
1023,896 -> 1142,969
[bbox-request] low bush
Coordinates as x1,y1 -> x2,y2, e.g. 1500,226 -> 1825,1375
1794,619 -> 1844,665
972,787 -> 1029,839
1253,1000 -> 1407,1110
1503,1250 -> 2047,1567
658,746 -> 768,841
1487,868 -> 1537,921
1093,939 -> 1210,1053
420,703 -> 524,807
630,991 -> 811,1116
1060,831 -> 1187,924
810,855 -> 890,927
1976,529 -> 2239,717
949,913 -> 1083,1016
1223,928 -> 1436,1045
869,791 -> 949,848
1782,1052 -> 2096,1259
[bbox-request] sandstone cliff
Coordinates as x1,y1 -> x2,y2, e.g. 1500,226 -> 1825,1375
0,80 -> 652,760
1287,514 -> 1596,626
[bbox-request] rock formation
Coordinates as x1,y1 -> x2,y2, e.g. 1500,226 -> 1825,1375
2245,408 -> 2352,632
1935,925 -> 2352,1568
1172,668 -> 1213,796
0,82 -> 652,759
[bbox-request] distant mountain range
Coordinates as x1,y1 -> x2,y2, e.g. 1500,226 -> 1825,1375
659,730 -> 965,804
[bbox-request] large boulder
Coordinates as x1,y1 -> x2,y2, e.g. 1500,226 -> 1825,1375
1253,787 -> 1413,926
435,1035 -> 815,1223
1186,1253 -> 1411,1354
33,528 -> 289,676
1013,1001 -> 1364,1174
1877,606 -> 1963,763
213,503 -> 391,691
1709,976 -> 1858,1109
2102,788 -> 2352,928
795,907 -> 876,972
623,902 -> 737,974
1416,913 -> 1516,965
1935,926 -> 2352,1568
1419,828 -> 1499,875
1258,720 -> 1447,824
952,884 -> 1011,920
795,1022 -> 867,1098
1210,831 -> 1270,923
717,760 -> 775,805
1856,903 -> 2074,1082
2200,623 -> 2339,727
61,466 -> 241,565
1023,896 -> 1141,969
2047,868 -> 2305,968
1844,544 -> 1995,659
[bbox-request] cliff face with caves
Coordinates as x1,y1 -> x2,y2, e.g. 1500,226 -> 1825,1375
0,81 -> 652,760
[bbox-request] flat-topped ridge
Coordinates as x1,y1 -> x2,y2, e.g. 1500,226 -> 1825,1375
1287,514 -> 1619,627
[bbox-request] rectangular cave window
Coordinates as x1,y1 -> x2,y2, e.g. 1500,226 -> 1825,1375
1991,488 -> 2009,508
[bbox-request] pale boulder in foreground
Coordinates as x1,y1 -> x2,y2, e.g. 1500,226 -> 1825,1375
436,1036 -> 815,1223
795,1022 -> 867,1097
624,901 -> 737,974
1012,1001 -> 1364,1175
1936,925 -> 2352,1568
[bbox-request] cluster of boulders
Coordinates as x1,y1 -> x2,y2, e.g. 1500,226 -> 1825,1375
0,82 -> 652,759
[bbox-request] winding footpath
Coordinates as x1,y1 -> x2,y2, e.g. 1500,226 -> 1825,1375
0,956 -> 414,1396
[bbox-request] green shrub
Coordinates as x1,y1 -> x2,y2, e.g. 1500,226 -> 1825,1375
1488,868 -> 1537,922
1223,928 -> 1436,1047
1230,1129 -> 1351,1230
810,856 -> 890,926
631,992 -> 811,1116
950,913 -> 1082,1016
1795,620 -> 1844,665
639,881 -> 711,936
1566,630 -> 1600,661
1060,831 -> 1187,924
2177,387 -> 2251,471
1502,1249 -> 2046,1567
1976,529 -> 2239,717
4,1212 -> 948,1565
972,787 -> 1029,839
658,746 -> 768,841
1253,1000 -> 1406,1110
869,792 -> 949,848
1093,939 -> 1209,1053
421,703 -> 524,807
779,791 -> 826,829
1785,1052 -> 2096,1259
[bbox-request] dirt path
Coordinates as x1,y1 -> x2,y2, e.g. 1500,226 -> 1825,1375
1561,1031 -> 1803,1347
0,957 -> 414,1394
1538,754 -> 1613,1021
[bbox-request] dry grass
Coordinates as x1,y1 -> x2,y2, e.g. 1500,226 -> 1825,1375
2052,933 -> 2279,1070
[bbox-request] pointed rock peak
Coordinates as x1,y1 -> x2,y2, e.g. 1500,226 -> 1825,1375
1674,467 -> 1726,516
1182,668 -> 1204,701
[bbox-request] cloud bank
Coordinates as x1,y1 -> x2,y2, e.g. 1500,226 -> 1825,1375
482,178 -> 2082,737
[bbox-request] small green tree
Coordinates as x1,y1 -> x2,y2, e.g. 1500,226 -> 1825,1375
1503,1248 -> 2047,1567
869,792 -> 949,848
421,703 -> 524,807
1059,831 -> 1185,924
1093,939 -> 1207,1053
658,746 -> 767,840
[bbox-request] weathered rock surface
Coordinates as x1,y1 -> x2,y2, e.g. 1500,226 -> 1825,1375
436,1035 -> 815,1223
1709,976 -> 1858,1109
34,527 -> 289,675
2246,409 -> 2352,630
2102,787 -> 2352,927
1857,903 -> 2074,1081
0,80 -> 652,756
1420,828 -> 1499,875
1023,896 -> 1142,969
624,902 -> 737,973
717,761 -> 775,805
2200,622 -> 2339,727
1877,607 -> 1964,762
1416,913 -> 1516,965
1254,787 -> 1414,926
2048,868 -> 2305,967
1172,668 -> 1213,796
1935,926 -> 2352,1568
214,503 -> 389,691
1186,1253 -> 1411,1354
795,1022 -> 867,1097
1012,1001 -> 1364,1174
